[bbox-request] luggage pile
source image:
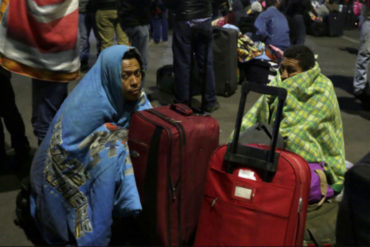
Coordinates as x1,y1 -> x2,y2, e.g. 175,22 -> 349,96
125,81 -> 333,246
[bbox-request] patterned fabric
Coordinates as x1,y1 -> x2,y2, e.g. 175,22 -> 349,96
29,45 -> 152,246
234,63 -> 346,192
237,34 -> 264,63
0,0 -> 79,82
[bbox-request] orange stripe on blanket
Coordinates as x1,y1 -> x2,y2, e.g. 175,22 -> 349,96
7,0 -> 78,53
0,55 -> 80,82
0,0 -> 9,22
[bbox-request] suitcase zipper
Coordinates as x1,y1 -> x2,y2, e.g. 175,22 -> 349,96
135,112 -> 175,245
147,109 -> 186,246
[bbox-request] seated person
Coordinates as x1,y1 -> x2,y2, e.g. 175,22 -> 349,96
29,45 -> 152,246
233,45 -> 346,193
253,0 -> 290,51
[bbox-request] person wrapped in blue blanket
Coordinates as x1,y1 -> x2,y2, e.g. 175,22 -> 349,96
29,45 -> 152,246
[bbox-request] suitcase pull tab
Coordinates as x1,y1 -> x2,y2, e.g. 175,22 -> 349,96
211,198 -> 218,208
171,186 -> 177,201
170,104 -> 193,116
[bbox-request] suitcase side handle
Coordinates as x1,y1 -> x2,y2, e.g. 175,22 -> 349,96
225,81 -> 287,180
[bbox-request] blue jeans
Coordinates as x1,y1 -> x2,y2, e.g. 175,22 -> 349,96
172,19 -> 217,107
32,79 -> 68,145
151,10 -> 168,43
124,25 -> 150,71
354,19 -> 370,95
79,12 -> 100,62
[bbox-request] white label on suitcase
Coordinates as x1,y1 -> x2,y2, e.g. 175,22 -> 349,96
234,186 -> 252,200
238,169 -> 256,181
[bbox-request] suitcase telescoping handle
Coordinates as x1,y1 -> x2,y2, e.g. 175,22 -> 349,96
225,81 -> 287,181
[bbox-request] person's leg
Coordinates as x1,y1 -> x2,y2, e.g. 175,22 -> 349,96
172,21 -> 192,105
113,10 -> 130,45
32,79 -> 68,145
354,20 -> 370,96
193,20 -> 218,111
90,10 -> 101,55
124,25 -> 150,71
0,119 -> 6,160
161,10 -> 169,42
151,18 -> 161,43
0,70 -> 29,158
95,9 -> 116,51
291,14 -> 306,45
79,12 -> 90,71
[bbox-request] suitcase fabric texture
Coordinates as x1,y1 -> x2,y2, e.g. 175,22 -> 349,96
156,64 -> 201,96
327,11 -> 344,37
127,103 -> 220,246
336,152 -> 370,246
194,82 -> 311,246
156,27 -> 238,97
212,26 -> 238,97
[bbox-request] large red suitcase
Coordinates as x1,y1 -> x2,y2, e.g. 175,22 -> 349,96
194,82 -> 311,246
127,103 -> 219,246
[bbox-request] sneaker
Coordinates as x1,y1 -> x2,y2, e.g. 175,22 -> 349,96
202,101 -> 220,113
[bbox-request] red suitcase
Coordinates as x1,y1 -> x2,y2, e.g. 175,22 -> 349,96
194,82 -> 311,246
127,103 -> 219,246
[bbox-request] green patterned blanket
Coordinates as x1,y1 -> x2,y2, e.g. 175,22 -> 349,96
234,63 -> 346,192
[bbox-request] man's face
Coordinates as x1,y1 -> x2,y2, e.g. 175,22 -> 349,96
121,58 -> 142,101
279,57 -> 303,81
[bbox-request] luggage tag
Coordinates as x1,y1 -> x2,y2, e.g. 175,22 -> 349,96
231,168 -> 261,202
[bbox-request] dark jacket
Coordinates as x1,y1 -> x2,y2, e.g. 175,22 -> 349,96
117,0 -> 152,28
94,0 -> 117,10
79,0 -> 95,13
283,0 -> 312,16
166,0 -> 213,21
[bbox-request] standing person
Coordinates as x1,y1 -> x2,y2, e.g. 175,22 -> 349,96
253,0 -> 291,51
29,45 -> 152,246
168,0 -> 220,112
0,67 -> 30,169
95,0 -> 129,51
0,0 -> 80,145
353,0 -> 370,111
233,45 -> 346,193
79,0 -> 100,72
283,0 -> 312,45
117,0 -> 152,71
151,0 -> 169,44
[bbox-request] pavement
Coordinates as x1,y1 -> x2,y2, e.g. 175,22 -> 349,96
1,27 -> 369,246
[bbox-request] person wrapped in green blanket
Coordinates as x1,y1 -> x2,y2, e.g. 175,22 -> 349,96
232,45 -> 346,193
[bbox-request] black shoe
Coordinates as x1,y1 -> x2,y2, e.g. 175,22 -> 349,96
355,90 -> 370,111
202,101 -> 220,113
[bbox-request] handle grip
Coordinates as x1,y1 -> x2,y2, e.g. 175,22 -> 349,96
225,81 -> 287,181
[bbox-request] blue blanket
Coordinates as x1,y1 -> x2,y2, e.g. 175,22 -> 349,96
29,45 -> 152,246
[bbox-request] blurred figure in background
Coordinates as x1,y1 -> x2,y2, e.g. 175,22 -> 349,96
0,67 -> 30,170
151,0 -> 169,44
95,0 -> 129,51
353,0 -> 370,111
79,0 -> 100,72
283,0 -> 312,45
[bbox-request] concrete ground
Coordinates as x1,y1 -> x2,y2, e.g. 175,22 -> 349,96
0,28 -> 369,246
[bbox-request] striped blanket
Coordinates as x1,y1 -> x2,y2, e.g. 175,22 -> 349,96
0,0 -> 79,82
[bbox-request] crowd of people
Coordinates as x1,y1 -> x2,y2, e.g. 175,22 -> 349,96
0,0 -> 369,245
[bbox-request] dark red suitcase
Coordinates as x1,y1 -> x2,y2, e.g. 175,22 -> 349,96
194,82 -> 311,246
127,103 -> 219,246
